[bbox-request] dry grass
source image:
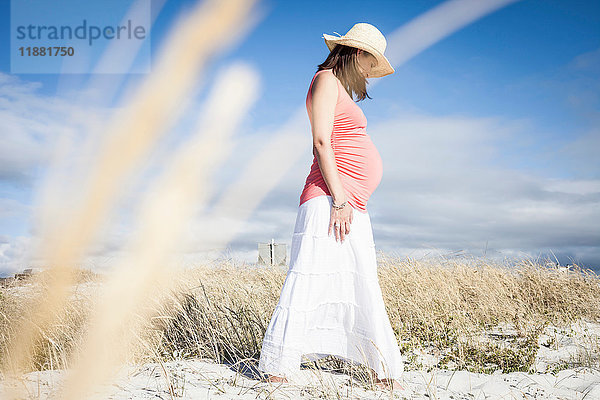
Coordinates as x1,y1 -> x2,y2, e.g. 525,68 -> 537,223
1,254 -> 598,383
0,1 -> 263,398
377,253 -> 600,373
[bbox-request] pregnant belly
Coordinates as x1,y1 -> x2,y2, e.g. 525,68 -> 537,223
333,133 -> 383,200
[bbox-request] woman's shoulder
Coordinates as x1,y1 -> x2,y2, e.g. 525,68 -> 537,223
311,69 -> 339,94
313,68 -> 336,82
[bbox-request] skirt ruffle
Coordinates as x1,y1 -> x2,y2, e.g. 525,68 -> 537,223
258,195 -> 404,381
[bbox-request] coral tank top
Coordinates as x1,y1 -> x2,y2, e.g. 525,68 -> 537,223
299,69 -> 383,213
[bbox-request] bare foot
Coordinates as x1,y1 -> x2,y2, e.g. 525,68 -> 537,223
264,374 -> 288,383
370,370 -> 404,391
376,378 -> 404,391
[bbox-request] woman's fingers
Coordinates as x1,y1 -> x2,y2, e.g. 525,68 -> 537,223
329,215 -> 341,239
341,208 -> 353,242
330,208 -> 353,243
328,216 -> 334,237
339,221 -> 350,242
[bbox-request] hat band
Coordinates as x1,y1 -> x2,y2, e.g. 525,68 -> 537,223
328,37 -> 385,56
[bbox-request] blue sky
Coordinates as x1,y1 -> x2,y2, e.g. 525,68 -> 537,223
0,0 -> 599,275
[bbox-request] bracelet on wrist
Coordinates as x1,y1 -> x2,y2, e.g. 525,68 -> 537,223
332,200 -> 347,210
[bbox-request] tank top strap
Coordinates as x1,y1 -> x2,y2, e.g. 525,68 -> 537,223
308,69 -> 339,102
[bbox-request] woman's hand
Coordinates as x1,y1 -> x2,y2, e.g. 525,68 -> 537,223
329,202 -> 353,243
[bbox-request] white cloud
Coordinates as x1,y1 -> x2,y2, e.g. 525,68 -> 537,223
0,197 -> 31,219
1,47 -> 599,275
0,72 -> 116,186
365,111 -> 599,267
178,110 -> 599,269
0,235 -> 34,276
558,127 -> 600,176
2,104 -> 598,274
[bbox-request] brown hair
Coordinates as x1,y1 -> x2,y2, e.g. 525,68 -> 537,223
316,44 -> 373,102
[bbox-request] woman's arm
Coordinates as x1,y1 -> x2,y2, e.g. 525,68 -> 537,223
310,71 -> 353,242
310,72 -> 347,207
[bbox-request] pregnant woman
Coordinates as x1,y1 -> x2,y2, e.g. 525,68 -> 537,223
258,23 -> 404,391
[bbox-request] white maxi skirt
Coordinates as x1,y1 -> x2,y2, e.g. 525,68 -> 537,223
258,195 -> 404,381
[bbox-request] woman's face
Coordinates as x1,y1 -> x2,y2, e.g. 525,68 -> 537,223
356,50 -> 378,78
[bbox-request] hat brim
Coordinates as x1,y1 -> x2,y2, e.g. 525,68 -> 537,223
322,34 -> 394,78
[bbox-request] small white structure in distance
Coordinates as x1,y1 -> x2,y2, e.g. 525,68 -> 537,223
257,238 -> 287,267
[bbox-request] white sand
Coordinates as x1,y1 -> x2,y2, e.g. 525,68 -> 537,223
2,328 -> 599,400
2,359 -> 599,399
1,282 -> 599,399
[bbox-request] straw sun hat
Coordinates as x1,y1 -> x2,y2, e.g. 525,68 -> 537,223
322,22 -> 394,78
